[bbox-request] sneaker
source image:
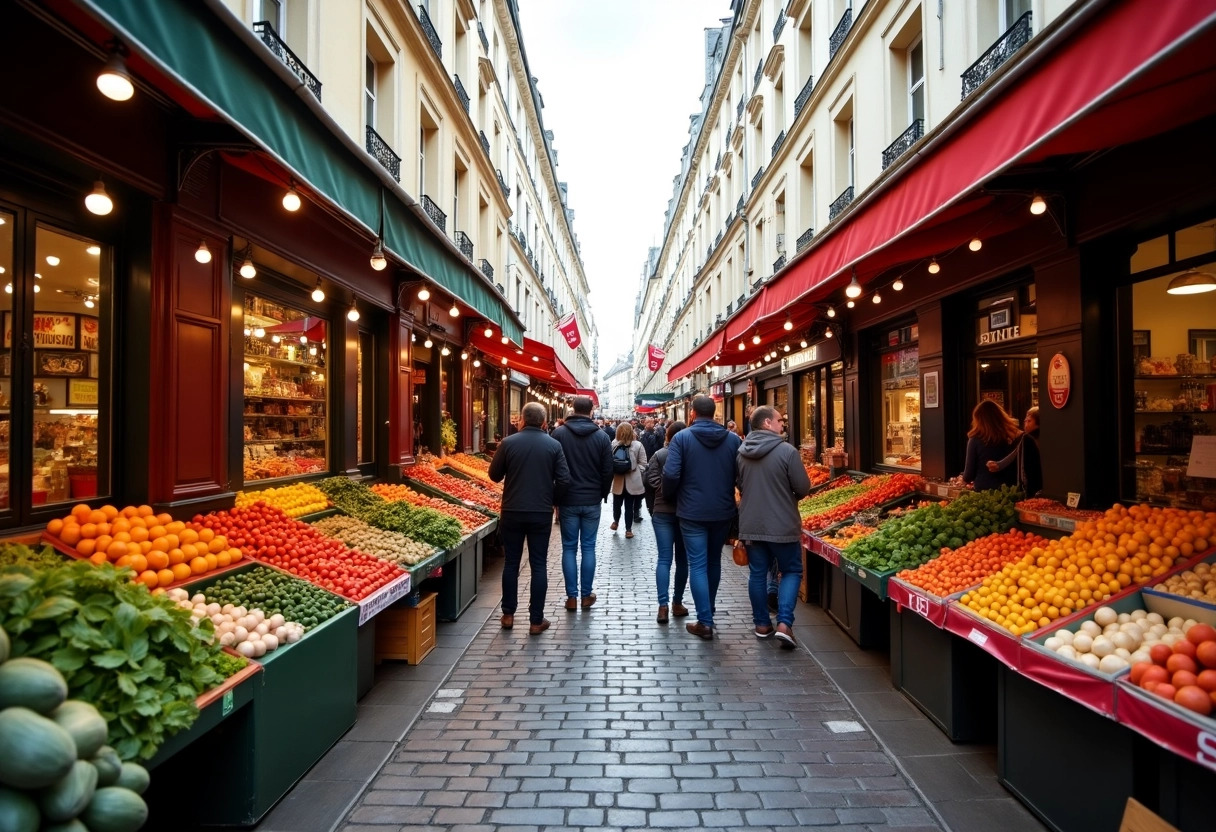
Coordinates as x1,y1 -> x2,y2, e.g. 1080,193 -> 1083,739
656,605 -> 669,623
610,522 -> 618,531
754,625 -> 775,639
775,623 -> 797,649
671,602 -> 690,617
529,619 -> 551,635
565,597 -> 577,611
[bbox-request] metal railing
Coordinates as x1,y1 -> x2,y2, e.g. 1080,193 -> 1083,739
737,293 -> 745,308
753,60 -> 763,91
726,125 -> 733,147
797,227 -> 815,253
773,254 -> 786,273
421,195 -> 446,231
882,119 -> 924,170
496,169 -> 510,199
773,9 -> 787,42
829,5 -> 853,60
365,126 -> 400,181
771,129 -> 786,159
962,12 -> 1032,98
253,21 -> 322,101
715,230 -> 723,247
479,130 -> 490,157
795,74 -> 815,118
480,259 -> 494,280
417,4 -> 442,59
477,20 -> 489,52
453,74 -> 470,113
829,185 -> 854,221
495,282 -> 506,295
737,98 -> 744,121
455,231 -> 473,260
751,165 -> 765,190
715,151 -> 721,170
737,194 -> 745,214
727,300 -> 734,314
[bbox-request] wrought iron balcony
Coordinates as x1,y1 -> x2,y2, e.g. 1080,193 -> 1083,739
773,10 -> 787,42
753,60 -> 763,91
253,21 -> 322,102
751,165 -> 765,190
726,125 -> 733,147
477,20 -> 489,53
737,98 -> 744,122
495,282 -> 506,296
479,130 -> 490,157
715,314 -> 723,327
417,4 -> 442,59
797,226 -> 815,253
962,12 -> 1032,98
365,126 -> 400,181
737,293 -> 745,308
421,194 -> 446,231
795,74 -> 815,118
773,254 -> 786,273
453,74 -> 470,113
882,119 -> 924,170
715,230 -> 723,247
737,194 -> 745,214
829,5 -> 853,60
725,210 -> 735,227
496,169 -> 510,199
455,231 -> 473,259
829,185 -> 854,221
480,259 -> 494,280
771,129 -> 786,159
715,151 -> 721,170
727,300 -> 734,314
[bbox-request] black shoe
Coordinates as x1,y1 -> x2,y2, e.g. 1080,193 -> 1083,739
634,515 -> 642,523
767,592 -> 778,612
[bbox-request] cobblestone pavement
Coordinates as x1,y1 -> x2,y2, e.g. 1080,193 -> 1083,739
335,507 -> 947,832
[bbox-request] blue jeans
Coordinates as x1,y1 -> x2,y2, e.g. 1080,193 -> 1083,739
652,512 -> 687,606
747,540 -> 803,627
559,504 -> 600,599
500,512 -> 552,625
767,559 -> 780,595
679,518 -> 731,628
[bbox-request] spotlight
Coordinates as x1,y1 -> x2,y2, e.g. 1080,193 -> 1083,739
85,181 -> 113,216
1030,194 -> 1047,215
969,237 -> 982,252
194,241 -> 211,264
928,258 -> 940,275
783,317 -> 793,331
311,279 -> 325,303
826,306 -> 836,318
418,286 -> 431,301
424,337 -> 433,348
449,303 -> 460,317
893,278 -> 904,291
347,299 -> 360,322
239,258 -> 257,279
282,187 -> 301,212
370,239 -> 387,271
96,49 -> 134,101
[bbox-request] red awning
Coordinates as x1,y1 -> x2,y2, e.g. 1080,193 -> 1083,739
635,405 -> 658,414
263,316 -> 327,342
577,388 -> 599,408
472,326 -> 582,393
667,330 -> 724,384
671,0 -> 1216,381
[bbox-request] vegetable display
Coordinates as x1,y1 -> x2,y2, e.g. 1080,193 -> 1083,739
164,588 -> 304,658
311,516 -> 436,566
1041,605 -> 1163,675
404,466 -> 502,512
0,543 -> 68,572
805,465 -> 833,488
1016,497 -> 1104,521
1127,621 -> 1216,715
819,523 -> 878,549
369,484 -> 488,534
190,567 -> 348,630
234,483 -> 329,518
1154,561 -> 1216,603
798,478 -> 873,519
315,478 -> 465,548
0,623 -> 151,831
802,474 -> 925,531
433,453 -> 501,492
0,561 -> 224,761
896,528 -> 1050,597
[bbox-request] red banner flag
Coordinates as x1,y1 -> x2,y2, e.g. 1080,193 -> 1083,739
556,313 -> 581,349
647,344 -> 666,372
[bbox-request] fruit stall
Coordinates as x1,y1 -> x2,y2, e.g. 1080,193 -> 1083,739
0,462 -> 500,830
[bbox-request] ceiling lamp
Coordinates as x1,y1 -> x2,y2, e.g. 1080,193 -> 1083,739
501,373 -> 508,381
783,317 -> 793,331
253,327 -> 266,338
84,296 -> 96,309
737,341 -> 746,351
825,327 -> 834,338
751,330 -> 761,345
96,48 -> 134,101
85,181 -> 113,216
441,344 -> 451,357
449,302 -> 460,317
239,257 -> 256,278
3,284 -> 10,294
86,245 -> 100,256
424,336 -> 434,348
893,277 -> 904,291
783,345 -> 791,353
1030,194 -> 1047,215
460,351 -> 469,361
311,278 -> 325,303
928,258 -> 940,275
45,255 -> 60,267
271,334 -> 281,344
826,306 -> 836,318
282,186 -> 302,212
872,292 -> 882,304
194,241 -> 212,264
846,300 -> 855,309
473,358 -> 481,367
347,299 -> 360,321
1166,269 -> 1216,295
370,239 -> 387,271
969,237 -> 983,252
800,339 -> 808,348
418,286 -> 431,301
845,273 -> 862,299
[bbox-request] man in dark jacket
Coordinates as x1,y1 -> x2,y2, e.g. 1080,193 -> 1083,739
737,406 -> 811,648
552,396 -> 613,611
639,418 -> 664,520
489,402 -> 570,635
662,395 -> 742,639
602,419 -> 616,441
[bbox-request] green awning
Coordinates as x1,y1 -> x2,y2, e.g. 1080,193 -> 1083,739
83,0 -> 522,343
635,392 -> 675,405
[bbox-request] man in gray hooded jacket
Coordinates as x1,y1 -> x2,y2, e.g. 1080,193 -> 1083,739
736,405 -> 811,647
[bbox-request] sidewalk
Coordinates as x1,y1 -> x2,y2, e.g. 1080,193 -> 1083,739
256,507 -> 1046,832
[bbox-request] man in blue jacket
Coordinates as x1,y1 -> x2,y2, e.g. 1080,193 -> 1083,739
552,395 -> 613,611
662,394 -> 742,639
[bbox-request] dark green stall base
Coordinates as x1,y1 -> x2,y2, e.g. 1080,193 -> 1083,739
145,665 -> 258,770
407,548 -> 446,585
1149,738 -> 1216,830
823,561 -> 889,650
438,536 -> 479,621
356,617 -> 376,699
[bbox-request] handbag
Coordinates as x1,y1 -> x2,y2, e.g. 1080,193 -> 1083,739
731,539 -> 749,566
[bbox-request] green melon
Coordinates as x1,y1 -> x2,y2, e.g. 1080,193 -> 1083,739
0,707 -> 78,789
79,787 -> 148,832
115,762 -> 150,795
0,657 -> 68,714
51,700 -> 109,760
90,747 -> 122,787
0,624 -> 9,663
42,820 -> 90,832
0,786 -> 40,832
38,759 -> 98,822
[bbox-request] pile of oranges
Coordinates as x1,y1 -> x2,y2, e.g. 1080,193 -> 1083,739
960,504 -> 1216,636
46,504 -> 242,589
898,529 -> 1051,597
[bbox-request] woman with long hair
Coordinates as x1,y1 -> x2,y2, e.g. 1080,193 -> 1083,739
644,421 -> 689,623
962,399 -> 1021,491
610,423 -> 647,538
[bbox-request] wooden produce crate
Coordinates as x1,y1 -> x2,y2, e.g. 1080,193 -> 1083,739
375,592 -> 437,664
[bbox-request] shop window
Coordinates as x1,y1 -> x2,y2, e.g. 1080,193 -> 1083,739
242,294 -> 328,482
877,326 -> 921,470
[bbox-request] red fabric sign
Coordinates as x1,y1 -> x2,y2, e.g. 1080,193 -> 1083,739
556,313 -> 581,349
647,344 -> 666,372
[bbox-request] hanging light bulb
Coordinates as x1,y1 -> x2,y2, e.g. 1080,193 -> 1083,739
737,342 -> 746,351
347,299 -> 360,321
893,277 -> 904,291
752,330 -> 761,345
783,317 -> 793,331
3,284 -> 10,295
500,356 -> 508,365
1030,194 -> 1047,215
928,258 -> 940,274
473,358 -> 481,367
969,237 -> 983,252
460,351 -> 469,361
96,49 -> 134,101
370,239 -> 387,271
84,296 -> 95,309
300,335 -> 308,344
441,344 -> 451,357
84,181 -> 113,216
423,336 -> 433,348
500,335 -> 509,345
846,271 -> 862,298
309,346 -> 318,356
253,327 -> 266,338
194,241 -> 211,264
418,286 -> 431,301
449,302 -> 460,317
271,334 -> 281,344
501,373 -> 508,381
244,327 -> 251,337
847,300 -> 855,309
825,328 -> 834,338
872,292 -> 882,304
239,258 -> 257,279
826,306 -> 836,318
282,186 -> 301,212
783,344 -> 791,353
311,279 -> 325,302
483,325 -> 493,338
800,339 -> 808,348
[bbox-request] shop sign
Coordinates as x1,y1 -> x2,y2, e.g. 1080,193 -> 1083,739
3,312 -> 79,350
977,325 -> 1023,346
781,338 -> 842,374
710,383 -> 724,397
509,370 -> 530,386
1047,353 -> 1070,408
411,369 -> 427,385
80,316 -> 99,352
67,378 -> 99,406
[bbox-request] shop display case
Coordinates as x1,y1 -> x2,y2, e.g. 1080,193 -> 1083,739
879,345 -> 922,470
1128,359 -> 1216,508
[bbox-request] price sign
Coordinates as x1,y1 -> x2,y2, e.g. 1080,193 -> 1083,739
967,628 -> 989,647
1047,353 -> 1071,409
222,690 -> 234,717
888,579 -> 948,627
357,571 -> 412,625
1066,492 -> 1081,509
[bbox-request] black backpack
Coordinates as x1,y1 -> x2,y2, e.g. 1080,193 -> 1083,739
612,443 -> 632,475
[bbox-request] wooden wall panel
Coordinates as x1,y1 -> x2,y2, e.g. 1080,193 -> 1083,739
173,319 -> 222,484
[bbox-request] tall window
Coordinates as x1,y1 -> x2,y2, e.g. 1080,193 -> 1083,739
1002,0 -> 1032,29
365,55 -> 377,129
908,39 -> 925,122
256,0 -> 284,30
848,118 -> 855,186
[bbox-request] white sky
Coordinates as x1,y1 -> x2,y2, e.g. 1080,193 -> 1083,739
515,0 -> 733,377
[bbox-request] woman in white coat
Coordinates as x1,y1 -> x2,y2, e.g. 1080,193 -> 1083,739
610,423 -> 647,539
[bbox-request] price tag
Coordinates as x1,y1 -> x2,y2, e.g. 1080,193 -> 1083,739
909,593 -> 931,618
967,628 -> 989,647
1066,492 -> 1081,509
222,690 -> 234,717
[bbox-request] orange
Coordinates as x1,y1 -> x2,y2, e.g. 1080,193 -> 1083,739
165,534 -> 180,549
171,563 -> 192,582
113,531 -> 131,544
156,512 -> 173,526
101,504 -> 119,520
216,551 -> 232,567
166,521 -> 185,535
111,518 -> 130,534
89,552 -> 108,566
229,548 -> 243,562
94,535 -> 114,553
207,538 -> 225,555
138,541 -> 153,555
87,509 -> 107,525
129,554 -> 148,574
180,543 -> 199,560
130,526 -> 149,543
121,505 -> 139,518
146,550 -> 169,570
71,503 -> 92,522
198,528 -> 215,544
137,570 -> 159,589
96,522 -> 112,537
114,555 -> 134,568
180,529 -> 199,545
106,541 -> 128,561
150,537 -> 170,553
46,518 -> 64,536
156,568 -> 175,587
148,525 -> 166,540
59,525 -> 82,546
128,515 -> 147,529
167,548 -> 185,565
137,504 -> 154,517
189,556 -> 209,575
125,542 -> 142,558
76,539 -> 96,557
204,553 -> 218,571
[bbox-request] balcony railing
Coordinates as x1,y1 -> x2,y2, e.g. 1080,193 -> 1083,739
455,231 -> 473,260
421,195 -> 446,231
829,5 -> 853,60
737,98 -> 744,122
417,4 -> 442,59
794,74 -> 815,118
751,165 -> 765,190
496,169 -> 510,199
797,226 -> 815,253
753,60 -> 763,91
715,230 -> 723,247
773,9 -> 787,42
479,130 -> 490,157
365,126 -> 400,181
962,12 -> 1032,98
771,129 -> 786,159
737,293 -> 746,309
477,20 -> 489,52
715,151 -> 721,170
829,185 -> 854,221
727,300 -> 734,314
773,254 -> 786,273
253,21 -> 322,102
882,119 -> 924,170
480,259 -> 494,280
737,194 -> 745,214
495,282 -> 506,296
726,125 -> 733,147
453,74 -> 470,113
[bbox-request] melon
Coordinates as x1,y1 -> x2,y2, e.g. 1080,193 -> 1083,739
0,624 -> 9,663
38,760 -> 98,822
0,787 -> 39,832
90,747 -> 122,788
51,701 -> 109,760
79,787 -> 148,832
115,762 -> 150,795
0,657 -> 68,714
0,707 -> 78,789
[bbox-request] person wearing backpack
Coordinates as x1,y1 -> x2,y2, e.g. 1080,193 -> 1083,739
610,423 -> 647,539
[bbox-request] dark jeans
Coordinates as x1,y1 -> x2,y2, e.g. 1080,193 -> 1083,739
652,511 -> 687,606
679,518 -> 732,628
500,511 -> 552,624
747,540 -> 803,627
643,483 -> 656,516
612,492 -> 641,531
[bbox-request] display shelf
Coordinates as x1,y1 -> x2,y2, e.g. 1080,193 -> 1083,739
243,413 -> 324,419
243,393 -> 327,402
147,652 -> 262,769
1135,409 -> 1214,414
245,356 -> 326,372
1135,373 -> 1216,380
1116,682 -> 1216,775
404,476 -> 499,518
245,437 -> 325,444
838,555 -> 896,599
887,576 -> 952,627
243,311 -> 283,329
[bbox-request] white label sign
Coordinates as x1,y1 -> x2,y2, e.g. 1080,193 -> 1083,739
1187,435 -> 1216,479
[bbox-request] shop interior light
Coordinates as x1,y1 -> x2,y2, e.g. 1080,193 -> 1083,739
84,296 -> 95,309
3,284 -> 11,294
300,335 -> 307,344
845,271 -> 863,298
847,300 -> 855,309
449,303 -> 460,317
825,328 -> 834,338
369,239 -> 387,271
311,278 -> 325,303
309,346 -> 318,356
969,237 -> 983,252
783,345 -> 791,352
271,334 -> 281,344
418,286 -> 431,301
737,341 -> 746,351
826,306 -> 836,318
872,292 -> 882,304
783,317 -> 793,331
460,351 -> 468,361
423,336 -> 433,348
928,258 -> 940,274
1030,194 -> 1047,215
194,241 -> 211,264
440,344 -> 451,356
893,277 -> 904,291
1166,269 -> 1216,295
83,181 -> 113,216
253,327 -> 266,338
282,186 -> 301,212
86,245 -> 100,255
347,299 -> 360,321
45,255 -> 60,267
243,327 -> 251,336
96,48 -> 134,102
239,257 -> 257,279
33,285 -> 40,294
501,373 -> 508,380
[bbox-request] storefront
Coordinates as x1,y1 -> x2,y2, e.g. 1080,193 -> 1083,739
871,321 -> 922,472
782,339 -> 845,461
969,276 -> 1039,425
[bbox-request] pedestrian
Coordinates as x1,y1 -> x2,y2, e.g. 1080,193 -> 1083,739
986,406 -> 1043,496
662,394 -> 742,639
639,418 -> 664,519
646,420 -> 689,624
961,399 -> 1021,492
602,418 -> 616,441
552,395 -> 613,612
609,423 -> 647,539
737,406 -> 811,648
488,402 -> 570,635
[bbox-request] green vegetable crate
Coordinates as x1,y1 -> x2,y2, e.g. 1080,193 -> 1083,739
838,556 -> 897,600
